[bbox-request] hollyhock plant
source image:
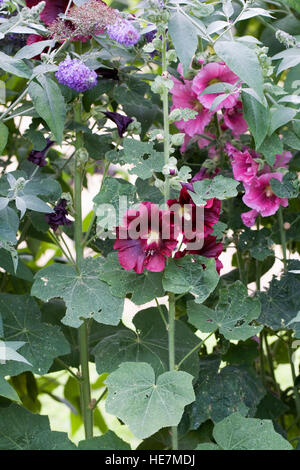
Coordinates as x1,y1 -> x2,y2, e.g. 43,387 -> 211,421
56,58 -> 97,92
226,143 -> 259,185
45,199 -> 72,231
114,202 -> 178,273
27,139 -> 54,167
243,172 -> 288,217
192,62 -> 240,111
241,209 -> 259,227
103,112 -> 133,137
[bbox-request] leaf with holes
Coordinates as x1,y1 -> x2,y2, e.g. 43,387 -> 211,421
105,362 -> 195,439
188,281 -> 262,340
31,258 -> 124,328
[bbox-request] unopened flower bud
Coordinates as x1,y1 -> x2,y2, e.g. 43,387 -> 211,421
75,147 -> 89,166
283,222 -> 291,230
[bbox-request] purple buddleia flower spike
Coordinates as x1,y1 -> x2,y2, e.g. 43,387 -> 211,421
28,139 -> 54,167
103,112 -> 133,137
106,19 -> 140,46
56,57 -> 97,92
45,199 -> 72,231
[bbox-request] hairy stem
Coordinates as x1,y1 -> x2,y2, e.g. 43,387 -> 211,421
74,100 -> 93,439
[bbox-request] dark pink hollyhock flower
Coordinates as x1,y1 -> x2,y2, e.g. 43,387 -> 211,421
241,209 -> 259,228
226,143 -> 259,185
274,151 -> 293,169
103,112 -> 133,138
243,172 -> 288,217
28,139 -> 54,167
114,202 -> 178,274
192,62 -> 240,111
45,199 -> 72,231
170,75 -> 213,138
222,101 -> 248,136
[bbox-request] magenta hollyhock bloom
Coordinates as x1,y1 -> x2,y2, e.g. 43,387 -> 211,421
241,209 -> 259,227
170,77 -> 212,137
226,143 -> 259,185
192,62 -> 240,111
222,101 -> 248,136
243,172 -> 288,217
114,202 -> 177,274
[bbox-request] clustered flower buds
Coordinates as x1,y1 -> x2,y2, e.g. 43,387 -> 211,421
275,30 -> 300,48
55,57 -> 97,92
106,19 -> 140,46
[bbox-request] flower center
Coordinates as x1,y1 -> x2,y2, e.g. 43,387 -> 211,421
265,185 -> 274,198
208,78 -> 220,86
192,99 -> 203,112
146,231 -> 160,246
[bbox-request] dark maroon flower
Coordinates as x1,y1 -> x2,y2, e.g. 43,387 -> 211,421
114,202 -> 178,273
96,67 -> 119,81
25,0 -> 70,26
45,199 -> 72,231
28,140 -> 54,167
103,112 -> 133,138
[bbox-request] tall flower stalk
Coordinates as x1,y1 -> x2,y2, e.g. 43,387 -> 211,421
161,28 -> 178,451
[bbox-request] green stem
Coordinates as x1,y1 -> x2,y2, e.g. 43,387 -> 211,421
259,330 -> 267,387
74,100 -> 93,439
288,345 -> 300,422
162,29 -> 178,451
177,331 -> 215,370
168,292 -> 178,450
278,207 -> 287,272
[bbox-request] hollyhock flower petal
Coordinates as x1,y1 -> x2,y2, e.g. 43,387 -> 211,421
274,151 -> 293,169
26,0 -> 69,26
243,172 -> 288,217
241,209 -> 259,227
223,101 -> 248,136
170,79 -> 213,137
226,143 -> 259,185
192,62 -> 240,111
103,112 -> 133,137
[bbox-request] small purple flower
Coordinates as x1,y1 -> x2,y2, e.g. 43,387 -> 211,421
106,19 -> 140,47
145,28 -> 157,43
103,112 -> 133,137
28,139 -> 54,167
56,57 -> 97,92
45,199 -> 72,231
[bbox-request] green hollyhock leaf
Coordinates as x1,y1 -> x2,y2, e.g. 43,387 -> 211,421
98,253 -> 164,305
270,172 -> 299,199
0,376 -> 20,402
188,281 -> 262,340
0,294 -> 70,376
258,133 -> 283,166
211,221 -> 227,240
255,392 -> 289,421
189,175 -> 239,206
186,360 -> 265,429
238,228 -> 274,261
269,106 -> 297,135
0,404 -> 50,450
93,307 -> 200,377
259,265 -> 300,336
78,431 -> 130,450
31,258 -> 124,328
122,138 -> 164,180
168,10 -> 200,75
105,362 -> 195,439
242,91 -> 270,149
28,75 -> 66,145
30,430 -> 77,450
211,413 -> 293,450
93,179 -> 136,230
163,256 -> 219,304
214,40 -> 264,100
